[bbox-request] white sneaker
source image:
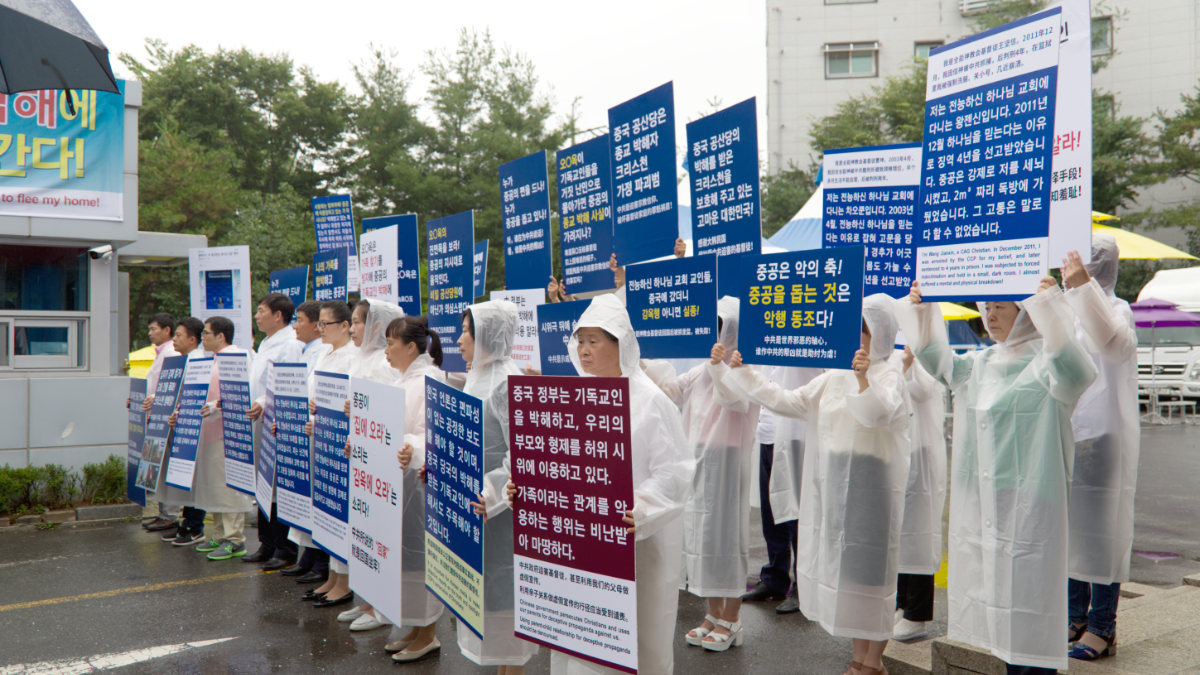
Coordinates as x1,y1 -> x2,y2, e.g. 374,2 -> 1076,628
893,618 -> 928,642
894,608 -> 904,625
337,607 -> 365,622
349,612 -> 392,631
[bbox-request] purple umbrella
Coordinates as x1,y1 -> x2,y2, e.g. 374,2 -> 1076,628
1130,298 -> 1200,327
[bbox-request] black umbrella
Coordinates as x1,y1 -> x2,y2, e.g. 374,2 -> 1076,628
0,0 -> 119,96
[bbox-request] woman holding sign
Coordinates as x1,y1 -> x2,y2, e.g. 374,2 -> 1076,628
903,279 -> 1097,674
380,315 -> 448,662
508,293 -> 693,675
642,296 -> 760,652
709,294 -> 911,675
458,299 -> 539,674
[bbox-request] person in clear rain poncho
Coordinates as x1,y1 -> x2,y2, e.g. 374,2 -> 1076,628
1059,235 -> 1138,662
642,296 -> 760,652
889,337 -> 948,642
508,293 -> 693,675
710,294 -> 911,675
457,299 -> 539,673
902,278 -> 1097,674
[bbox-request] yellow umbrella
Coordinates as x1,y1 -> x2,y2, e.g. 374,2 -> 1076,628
939,302 -> 980,320
1093,224 -> 1197,261
127,344 -> 156,378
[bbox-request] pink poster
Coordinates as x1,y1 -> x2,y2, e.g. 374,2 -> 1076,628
509,375 -> 637,673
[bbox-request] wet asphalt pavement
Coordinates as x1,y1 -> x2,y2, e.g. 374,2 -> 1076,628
0,421 -> 1195,673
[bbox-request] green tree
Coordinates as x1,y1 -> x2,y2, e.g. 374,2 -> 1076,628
808,62 -> 927,157
761,166 -> 815,239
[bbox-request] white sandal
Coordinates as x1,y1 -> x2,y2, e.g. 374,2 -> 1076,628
685,614 -> 719,646
701,618 -> 744,652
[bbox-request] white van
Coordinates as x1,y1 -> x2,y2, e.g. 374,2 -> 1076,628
1137,267 -> 1200,400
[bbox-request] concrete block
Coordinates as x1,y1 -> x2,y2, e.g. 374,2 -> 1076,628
1183,573 -> 1200,588
75,503 -> 141,521
930,639 -> 1006,675
42,509 -> 74,523
883,637 -> 932,674
14,514 -> 40,525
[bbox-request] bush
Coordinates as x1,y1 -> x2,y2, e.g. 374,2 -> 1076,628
80,455 -> 127,506
41,463 -> 80,510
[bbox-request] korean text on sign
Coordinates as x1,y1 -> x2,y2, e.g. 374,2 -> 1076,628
823,143 -> 921,299
536,299 -> 590,376
126,378 -> 148,506
362,214 -> 422,317
312,194 -> 359,293
608,82 -> 679,266
556,135 -> 615,294
624,254 -> 718,359
509,375 -> 638,673
686,97 -> 761,264
424,376 -> 486,638
269,265 -> 309,314
427,211 -> 475,373
499,150 -> 553,291
312,370 -> 351,563
135,354 -> 187,494
736,247 -> 866,369
256,364 -> 279,520
917,8 -> 1061,301
312,247 -> 349,302
272,363 -> 313,532
165,356 -> 215,491
216,351 -> 255,496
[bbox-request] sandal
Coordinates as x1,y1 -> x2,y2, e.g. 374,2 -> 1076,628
859,666 -> 888,675
701,618 -> 743,652
1067,621 -> 1087,643
685,614 -> 718,646
842,661 -> 862,675
1069,631 -> 1116,660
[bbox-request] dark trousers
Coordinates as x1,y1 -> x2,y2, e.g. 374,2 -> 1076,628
1068,578 -> 1120,639
298,545 -> 330,575
256,502 -> 297,560
758,443 -> 799,595
1005,665 -> 1055,674
180,506 -> 205,536
896,573 -> 935,621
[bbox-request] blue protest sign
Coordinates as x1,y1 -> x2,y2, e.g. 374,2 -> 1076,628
499,150 -> 553,291
428,211 -> 474,372
216,352 -> 255,496
165,356 -> 214,490
135,355 -> 187,493
363,214 -> 422,317
686,97 -> 761,295
917,8 -> 1061,301
424,376 -> 485,638
625,254 -> 719,359
608,82 -> 678,266
556,135 -> 615,294
822,143 -> 921,299
736,247 -> 866,369
312,194 -> 359,293
536,299 -> 590,375
270,265 -> 309,315
256,365 -> 278,520
312,370 -> 351,563
126,378 -> 147,506
474,239 -> 488,300
312,247 -> 349,302
272,362 -> 312,532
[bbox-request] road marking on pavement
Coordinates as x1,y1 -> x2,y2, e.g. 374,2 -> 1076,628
0,570 -> 271,613
0,554 -> 77,570
0,638 -> 236,674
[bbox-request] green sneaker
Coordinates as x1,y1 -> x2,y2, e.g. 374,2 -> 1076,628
195,537 -> 222,553
206,540 -> 246,561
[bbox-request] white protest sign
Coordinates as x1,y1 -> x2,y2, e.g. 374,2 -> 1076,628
491,289 -> 544,372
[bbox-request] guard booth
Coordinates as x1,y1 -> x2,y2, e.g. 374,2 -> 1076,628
0,81 -> 202,470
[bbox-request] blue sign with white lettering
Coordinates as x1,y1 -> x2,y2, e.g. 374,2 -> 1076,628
686,97 -> 761,294
499,150 -> 553,291
608,82 -> 678,266
823,143 -> 921,299
736,247 -> 866,369
126,378 -> 147,506
556,135 -> 615,295
536,299 -> 590,375
625,254 -> 719,359
312,371 -> 351,562
165,356 -> 214,490
428,211 -> 474,372
312,194 -> 357,255
363,213 -> 423,317
474,239 -> 488,301
269,265 -> 308,317
312,248 -> 349,302
273,363 -> 313,532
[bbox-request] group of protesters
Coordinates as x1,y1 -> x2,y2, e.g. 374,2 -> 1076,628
130,231 -> 1137,675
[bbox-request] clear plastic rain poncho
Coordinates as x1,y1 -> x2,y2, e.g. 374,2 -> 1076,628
1065,234 -> 1139,584
643,296 -> 760,598
763,365 -> 822,524
554,294 -> 693,675
391,347 -> 445,627
454,299 -> 538,667
898,345 -> 948,575
712,294 -> 910,640
899,287 -> 1097,670
350,299 -> 404,384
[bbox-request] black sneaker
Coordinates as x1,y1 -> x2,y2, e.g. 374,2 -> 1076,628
171,531 -> 205,547
145,517 -> 177,532
158,525 -> 181,541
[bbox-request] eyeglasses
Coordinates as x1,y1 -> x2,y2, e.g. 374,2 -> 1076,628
317,320 -> 347,328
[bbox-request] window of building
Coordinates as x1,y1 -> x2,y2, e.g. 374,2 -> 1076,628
1092,16 -> 1113,56
914,41 -> 944,60
824,42 -> 879,79
0,245 -> 89,311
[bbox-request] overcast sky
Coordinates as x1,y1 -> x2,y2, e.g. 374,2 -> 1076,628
75,0 -> 768,170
